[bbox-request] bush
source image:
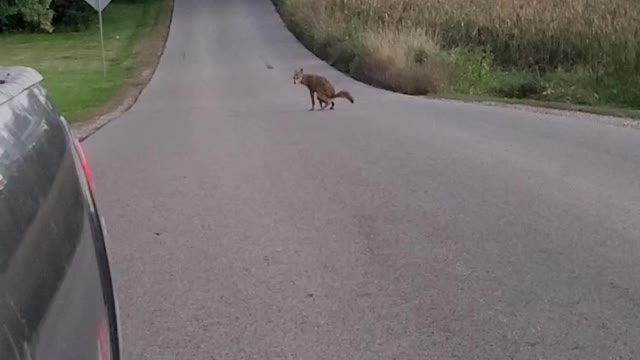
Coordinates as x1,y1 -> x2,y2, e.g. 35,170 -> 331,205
0,0 -> 54,32
490,72 -> 545,99
50,0 -> 94,31
446,49 -> 496,95
0,0 -> 95,33
594,74 -> 640,109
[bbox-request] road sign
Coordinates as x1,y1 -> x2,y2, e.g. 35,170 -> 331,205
84,0 -> 113,77
84,0 -> 112,12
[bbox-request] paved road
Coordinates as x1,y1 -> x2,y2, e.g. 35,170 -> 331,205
83,0 -> 640,359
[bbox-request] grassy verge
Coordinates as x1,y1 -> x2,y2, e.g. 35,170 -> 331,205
273,0 -> 640,118
0,0 -> 171,123
434,94 -> 640,121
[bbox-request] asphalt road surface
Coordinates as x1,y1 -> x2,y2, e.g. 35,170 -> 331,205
83,0 -> 640,359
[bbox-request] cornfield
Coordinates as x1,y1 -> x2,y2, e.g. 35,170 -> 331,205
281,0 -> 640,73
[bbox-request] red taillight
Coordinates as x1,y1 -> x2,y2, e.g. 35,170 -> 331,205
97,316 -> 111,360
74,138 -> 96,195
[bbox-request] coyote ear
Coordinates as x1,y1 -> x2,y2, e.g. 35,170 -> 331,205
300,67 -> 303,73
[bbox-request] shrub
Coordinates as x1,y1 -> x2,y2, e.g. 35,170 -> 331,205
50,0 -> 94,32
446,49 -> 496,95
0,0 -> 94,33
490,72 -> 545,99
0,0 -> 54,32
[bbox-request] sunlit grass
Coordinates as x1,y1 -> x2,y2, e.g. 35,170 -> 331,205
0,0 -> 164,121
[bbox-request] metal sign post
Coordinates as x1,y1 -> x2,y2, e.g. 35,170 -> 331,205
84,0 -> 113,78
98,0 -> 106,77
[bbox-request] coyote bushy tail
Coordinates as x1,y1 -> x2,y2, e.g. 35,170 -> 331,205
334,90 -> 354,104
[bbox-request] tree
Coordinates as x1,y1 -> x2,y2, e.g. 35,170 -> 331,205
0,0 -> 54,32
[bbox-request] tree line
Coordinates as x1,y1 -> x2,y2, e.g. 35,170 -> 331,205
0,0 -> 144,33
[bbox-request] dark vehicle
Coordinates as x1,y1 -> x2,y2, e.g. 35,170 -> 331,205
0,66 -> 120,360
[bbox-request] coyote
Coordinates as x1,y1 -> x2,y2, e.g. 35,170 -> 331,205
293,68 -> 354,111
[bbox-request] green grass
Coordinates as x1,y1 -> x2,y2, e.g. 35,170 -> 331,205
0,0 -> 165,122
433,93 -> 640,121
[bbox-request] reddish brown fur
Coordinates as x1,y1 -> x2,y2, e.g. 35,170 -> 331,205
293,68 -> 354,111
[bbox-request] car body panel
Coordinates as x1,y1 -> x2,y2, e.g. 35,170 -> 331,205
0,66 -> 120,360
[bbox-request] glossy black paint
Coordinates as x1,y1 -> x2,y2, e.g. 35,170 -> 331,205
0,68 -> 120,360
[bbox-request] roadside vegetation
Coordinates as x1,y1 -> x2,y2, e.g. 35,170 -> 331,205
0,0 -> 171,122
274,0 -> 640,115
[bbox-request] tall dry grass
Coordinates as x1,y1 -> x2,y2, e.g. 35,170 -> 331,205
282,0 -> 640,72
353,29 -> 449,94
276,0 -> 640,105
278,0 -> 452,94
